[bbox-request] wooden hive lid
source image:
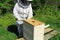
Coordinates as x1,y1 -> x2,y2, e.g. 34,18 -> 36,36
24,19 -> 45,26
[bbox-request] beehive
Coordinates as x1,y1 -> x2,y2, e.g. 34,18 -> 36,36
23,19 -> 45,40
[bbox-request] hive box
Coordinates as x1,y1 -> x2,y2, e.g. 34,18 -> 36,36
23,19 -> 45,40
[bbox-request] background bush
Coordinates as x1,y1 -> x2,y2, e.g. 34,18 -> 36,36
0,0 -> 16,15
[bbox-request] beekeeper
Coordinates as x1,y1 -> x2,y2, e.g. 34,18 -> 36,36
13,0 -> 33,37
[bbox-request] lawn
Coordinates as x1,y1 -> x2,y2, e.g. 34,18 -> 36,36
0,13 -> 17,40
0,12 -> 60,40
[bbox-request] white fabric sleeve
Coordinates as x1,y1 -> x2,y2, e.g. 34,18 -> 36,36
28,4 -> 33,19
13,3 -> 20,20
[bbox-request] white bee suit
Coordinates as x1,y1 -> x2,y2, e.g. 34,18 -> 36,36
13,0 -> 33,36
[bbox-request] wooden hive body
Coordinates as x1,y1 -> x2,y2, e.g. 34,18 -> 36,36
23,19 -> 45,40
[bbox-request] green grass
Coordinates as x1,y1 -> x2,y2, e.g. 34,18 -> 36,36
0,28 -> 17,40
49,33 -> 60,40
0,13 -> 16,29
0,13 -> 17,40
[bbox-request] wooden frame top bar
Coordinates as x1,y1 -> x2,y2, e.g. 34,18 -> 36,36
24,19 -> 45,26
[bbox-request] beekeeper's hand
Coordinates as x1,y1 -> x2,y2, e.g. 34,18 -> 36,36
27,18 -> 33,20
18,18 -> 23,21
15,18 -> 23,21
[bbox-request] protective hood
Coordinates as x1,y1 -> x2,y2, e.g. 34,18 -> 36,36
17,0 -> 30,9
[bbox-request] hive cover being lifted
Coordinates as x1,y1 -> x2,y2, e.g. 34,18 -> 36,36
24,19 -> 45,26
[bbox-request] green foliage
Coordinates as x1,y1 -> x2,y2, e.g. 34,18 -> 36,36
0,13 -> 16,29
33,4 -> 60,28
49,33 -> 60,40
0,28 -> 17,40
0,0 -> 16,15
0,13 -> 17,40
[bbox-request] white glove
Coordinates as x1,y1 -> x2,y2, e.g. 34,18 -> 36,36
18,18 -> 23,21
15,18 -> 23,21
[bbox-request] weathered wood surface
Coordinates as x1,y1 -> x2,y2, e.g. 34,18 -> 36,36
44,30 -> 57,40
24,19 -> 45,26
17,38 -> 25,40
44,28 -> 54,34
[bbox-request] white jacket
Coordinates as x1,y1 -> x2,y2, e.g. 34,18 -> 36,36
13,2 -> 33,24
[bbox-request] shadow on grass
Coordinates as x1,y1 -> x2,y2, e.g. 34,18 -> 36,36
7,25 -> 19,38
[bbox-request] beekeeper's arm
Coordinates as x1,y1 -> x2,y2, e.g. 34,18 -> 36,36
27,4 -> 33,19
13,3 -> 22,20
